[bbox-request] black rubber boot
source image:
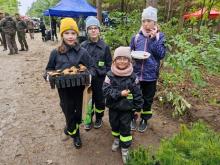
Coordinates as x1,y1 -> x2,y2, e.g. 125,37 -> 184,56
138,119 -> 148,133
94,118 -> 102,129
73,136 -> 82,149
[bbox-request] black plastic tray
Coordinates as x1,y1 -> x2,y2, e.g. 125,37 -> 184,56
49,71 -> 90,89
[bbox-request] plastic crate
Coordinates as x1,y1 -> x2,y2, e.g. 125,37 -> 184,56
49,71 -> 90,89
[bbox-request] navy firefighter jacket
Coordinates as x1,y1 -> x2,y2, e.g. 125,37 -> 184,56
130,31 -> 166,81
45,44 -> 95,76
103,71 -> 144,111
81,39 -> 112,77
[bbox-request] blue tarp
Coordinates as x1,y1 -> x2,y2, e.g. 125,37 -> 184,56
43,0 -> 97,17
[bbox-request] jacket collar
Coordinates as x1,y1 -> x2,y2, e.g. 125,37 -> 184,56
65,43 -> 80,52
73,43 -> 80,51
87,38 -> 105,49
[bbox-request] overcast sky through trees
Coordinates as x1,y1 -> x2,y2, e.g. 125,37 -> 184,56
19,0 -> 36,15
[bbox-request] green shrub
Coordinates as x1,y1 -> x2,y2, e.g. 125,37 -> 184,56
165,91 -> 191,117
102,10 -> 141,50
163,27 -> 220,87
127,147 -> 156,165
127,121 -> 220,165
157,122 -> 220,165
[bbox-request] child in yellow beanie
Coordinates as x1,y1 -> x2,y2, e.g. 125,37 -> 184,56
60,17 -> 79,36
44,17 -> 95,149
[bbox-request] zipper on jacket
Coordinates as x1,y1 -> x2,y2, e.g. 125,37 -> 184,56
141,38 -> 148,80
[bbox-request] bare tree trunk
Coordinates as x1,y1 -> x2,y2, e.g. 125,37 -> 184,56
146,0 -> 158,8
163,0 -> 167,22
206,0 -> 214,26
96,0 -> 102,23
178,0 -> 185,32
198,0 -> 206,32
121,0 -> 125,12
169,0 -> 174,19
166,0 -> 174,21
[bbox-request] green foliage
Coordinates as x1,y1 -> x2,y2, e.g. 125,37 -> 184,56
208,98 -> 220,107
102,10 -> 141,49
88,0 -> 146,12
160,68 -> 184,87
164,91 -> 191,117
127,121 -> 220,165
127,147 -> 155,165
157,121 -> 220,165
160,17 -> 179,39
163,26 -> 220,88
26,0 -> 59,17
0,0 -> 19,14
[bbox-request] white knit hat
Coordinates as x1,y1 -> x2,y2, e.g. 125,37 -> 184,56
142,6 -> 158,22
85,16 -> 101,31
113,47 -> 132,61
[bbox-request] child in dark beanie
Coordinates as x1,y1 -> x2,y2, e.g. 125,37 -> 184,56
81,16 -> 112,130
103,47 -> 143,164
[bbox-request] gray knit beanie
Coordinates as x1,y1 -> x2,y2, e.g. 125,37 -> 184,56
142,6 -> 157,22
113,47 -> 132,61
85,16 -> 101,31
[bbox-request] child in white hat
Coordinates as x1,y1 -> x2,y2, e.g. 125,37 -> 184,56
130,6 -> 166,132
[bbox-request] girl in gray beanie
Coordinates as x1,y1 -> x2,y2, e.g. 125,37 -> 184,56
103,46 -> 143,164
129,6 -> 166,133
81,16 -> 112,130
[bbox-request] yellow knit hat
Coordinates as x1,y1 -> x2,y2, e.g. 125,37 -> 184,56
60,18 -> 79,36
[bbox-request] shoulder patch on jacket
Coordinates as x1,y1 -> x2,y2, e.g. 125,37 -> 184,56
135,77 -> 139,84
104,76 -> 111,84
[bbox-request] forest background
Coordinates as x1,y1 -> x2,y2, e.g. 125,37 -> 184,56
0,0 -> 220,164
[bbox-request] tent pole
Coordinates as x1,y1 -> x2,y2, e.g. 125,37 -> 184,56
49,12 -> 53,41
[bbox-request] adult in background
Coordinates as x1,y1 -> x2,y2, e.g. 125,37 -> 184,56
0,13 -> 18,55
40,17 -> 46,42
0,11 -> 7,51
15,13 -> 28,51
50,17 -> 58,41
26,18 -> 34,39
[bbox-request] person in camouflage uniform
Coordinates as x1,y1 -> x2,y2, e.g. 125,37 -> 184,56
15,13 -> 28,51
26,18 -> 34,39
0,13 -> 18,55
0,11 -> 7,51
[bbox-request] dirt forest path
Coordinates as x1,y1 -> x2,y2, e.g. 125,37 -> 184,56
0,33 -> 179,165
